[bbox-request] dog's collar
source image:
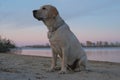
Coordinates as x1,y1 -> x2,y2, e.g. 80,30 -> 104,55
51,20 -> 65,32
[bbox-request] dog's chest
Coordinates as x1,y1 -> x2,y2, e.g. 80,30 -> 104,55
48,31 -> 63,55
47,31 -> 64,47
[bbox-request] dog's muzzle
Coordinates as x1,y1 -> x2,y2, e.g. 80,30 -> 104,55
33,10 -> 43,21
33,10 -> 37,18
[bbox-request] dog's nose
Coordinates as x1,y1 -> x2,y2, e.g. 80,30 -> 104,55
33,10 -> 37,13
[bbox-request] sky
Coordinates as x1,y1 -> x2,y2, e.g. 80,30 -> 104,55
0,0 -> 120,46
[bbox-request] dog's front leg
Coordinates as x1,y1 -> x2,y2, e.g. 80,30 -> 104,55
59,47 -> 68,74
49,49 -> 57,72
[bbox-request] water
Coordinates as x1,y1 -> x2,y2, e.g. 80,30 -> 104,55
20,47 -> 120,63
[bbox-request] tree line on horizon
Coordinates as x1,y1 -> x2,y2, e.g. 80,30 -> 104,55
82,41 -> 120,47
24,41 -> 120,48
0,35 -> 120,52
0,35 -> 16,53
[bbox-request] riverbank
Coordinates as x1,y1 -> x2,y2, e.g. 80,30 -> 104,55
0,53 -> 120,80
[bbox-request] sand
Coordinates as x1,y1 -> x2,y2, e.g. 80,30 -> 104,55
0,53 -> 120,80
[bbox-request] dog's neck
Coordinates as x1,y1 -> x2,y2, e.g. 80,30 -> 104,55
42,15 -> 65,32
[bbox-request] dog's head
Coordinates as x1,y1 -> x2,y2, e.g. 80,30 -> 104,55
33,5 -> 59,21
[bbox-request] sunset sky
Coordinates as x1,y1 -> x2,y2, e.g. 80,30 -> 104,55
0,0 -> 120,46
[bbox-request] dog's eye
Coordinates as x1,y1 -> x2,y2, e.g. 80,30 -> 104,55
42,7 -> 46,10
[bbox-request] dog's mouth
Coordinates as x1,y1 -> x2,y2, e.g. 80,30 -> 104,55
34,16 -> 43,21
33,14 -> 43,21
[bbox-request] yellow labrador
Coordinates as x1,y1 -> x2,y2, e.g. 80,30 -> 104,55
33,5 -> 87,74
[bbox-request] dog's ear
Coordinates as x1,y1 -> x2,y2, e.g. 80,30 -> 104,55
48,7 -> 58,18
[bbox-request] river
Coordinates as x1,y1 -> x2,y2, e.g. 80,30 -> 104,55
19,47 -> 120,63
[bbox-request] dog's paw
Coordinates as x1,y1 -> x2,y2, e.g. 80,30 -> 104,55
47,68 -> 56,72
59,70 -> 67,74
47,67 -> 61,72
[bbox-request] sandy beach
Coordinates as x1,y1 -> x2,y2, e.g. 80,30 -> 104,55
0,53 -> 120,80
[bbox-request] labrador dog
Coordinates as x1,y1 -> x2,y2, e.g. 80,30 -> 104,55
33,5 -> 87,74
